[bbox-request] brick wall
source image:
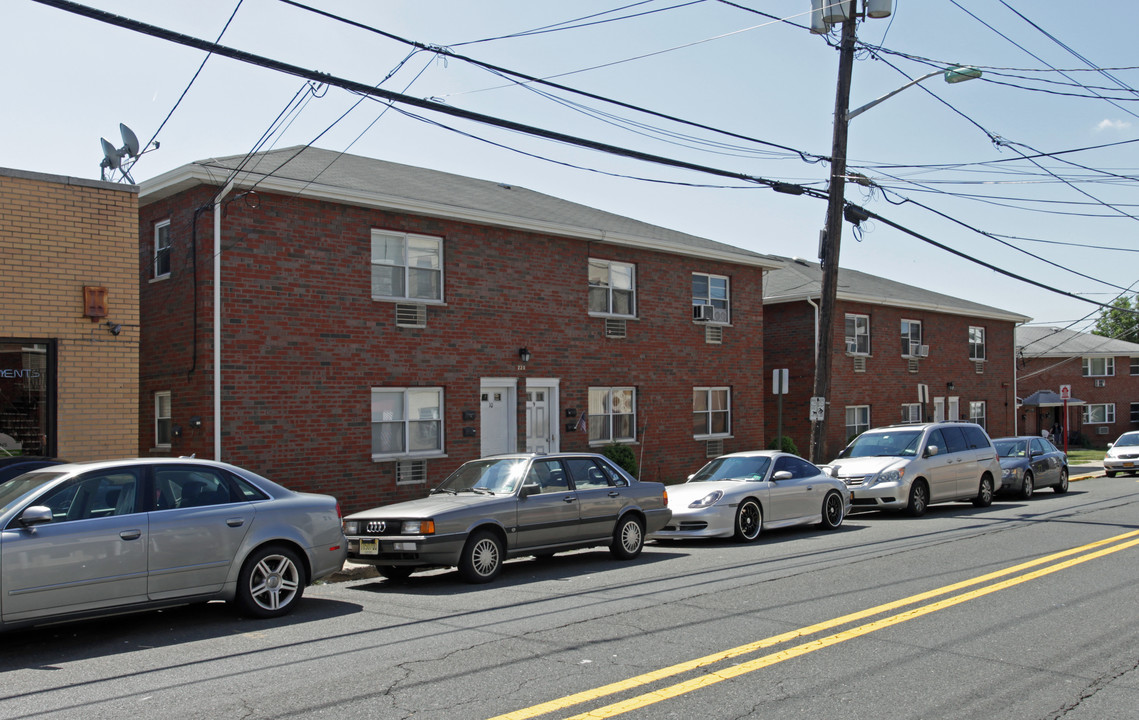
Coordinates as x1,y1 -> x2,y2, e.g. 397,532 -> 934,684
140,187 -> 767,512
1,168 -> 139,459
764,298 -> 1017,461
1019,356 -> 1139,446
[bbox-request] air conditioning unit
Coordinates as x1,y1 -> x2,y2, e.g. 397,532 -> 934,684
913,344 -> 929,357
693,304 -> 714,322
711,307 -> 729,324
1097,426 -> 1109,435
845,337 -> 858,354
1095,378 -> 1106,387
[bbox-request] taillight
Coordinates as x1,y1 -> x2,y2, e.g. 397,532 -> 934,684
662,488 -> 669,507
336,502 -> 342,519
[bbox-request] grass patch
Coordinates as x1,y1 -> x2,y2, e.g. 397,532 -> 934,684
1066,448 -> 1105,464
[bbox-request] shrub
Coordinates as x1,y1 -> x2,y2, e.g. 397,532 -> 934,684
601,443 -> 638,477
767,435 -> 799,455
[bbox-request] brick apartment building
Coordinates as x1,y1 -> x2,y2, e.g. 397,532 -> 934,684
137,147 -> 782,511
1016,325 -> 1139,446
763,257 -> 1029,461
1,167 -> 139,460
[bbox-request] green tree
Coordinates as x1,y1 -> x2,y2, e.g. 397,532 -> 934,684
1092,294 -> 1139,344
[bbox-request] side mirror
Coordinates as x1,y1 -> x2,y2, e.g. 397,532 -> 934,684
925,445 -> 940,457
824,466 -> 839,478
772,470 -> 793,481
613,477 -> 629,487
686,474 -> 695,481
1107,443 -> 1114,449
520,483 -> 541,498
19,505 -> 53,527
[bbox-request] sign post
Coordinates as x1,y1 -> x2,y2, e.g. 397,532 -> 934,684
773,369 -> 789,451
1059,385 -> 1071,453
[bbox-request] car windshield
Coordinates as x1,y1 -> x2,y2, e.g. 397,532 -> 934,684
690,456 -> 771,482
0,471 -> 66,513
1114,433 -> 1139,447
839,430 -> 923,458
432,458 -> 528,495
993,440 -> 1027,458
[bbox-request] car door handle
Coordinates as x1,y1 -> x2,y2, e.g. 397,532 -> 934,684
226,518 -> 246,527
120,529 -> 142,541
608,491 -> 621,497
562,496 -> 577,504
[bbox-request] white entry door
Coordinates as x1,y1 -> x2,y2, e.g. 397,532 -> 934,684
526,387 -> 558,453
481,382 -> 515,456
933,397 -> 945,423
947,396 -> 960,422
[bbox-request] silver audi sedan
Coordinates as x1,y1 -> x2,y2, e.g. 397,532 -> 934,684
652,451 -> 851,542
0,458 -> 346,630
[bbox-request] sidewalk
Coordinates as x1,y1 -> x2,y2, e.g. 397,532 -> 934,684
1069,461 -> 1103,481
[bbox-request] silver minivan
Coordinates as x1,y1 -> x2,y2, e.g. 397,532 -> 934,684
824,422 -> 1003,516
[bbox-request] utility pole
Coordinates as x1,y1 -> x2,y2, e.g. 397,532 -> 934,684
808,2 -> 857,464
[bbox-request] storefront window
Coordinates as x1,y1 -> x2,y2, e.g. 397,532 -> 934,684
0,341 -> 54,457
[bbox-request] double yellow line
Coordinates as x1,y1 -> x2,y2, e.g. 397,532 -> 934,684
491,528 -> 1139,720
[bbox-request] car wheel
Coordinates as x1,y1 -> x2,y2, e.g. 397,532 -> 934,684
733,499 -> 762,542
820,491 -> 845,530
236,544 -> 306,619
973,475 -> 994,507
610,515 -> 645,560
377,565 -> 414,582
1020,471 -> 1034,500
1054,468 -> 1070,493
906,480 -> 929,517
1105,470 -> 1117,478
458,529 -> 504,583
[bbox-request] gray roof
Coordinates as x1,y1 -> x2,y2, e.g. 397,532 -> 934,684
763,256 -> 1030,323
140,146 -> 782,269
1016,325 -> 1139,358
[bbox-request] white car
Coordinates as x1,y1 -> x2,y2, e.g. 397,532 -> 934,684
651,451 -> 850,542
1104,431 -> 1139,477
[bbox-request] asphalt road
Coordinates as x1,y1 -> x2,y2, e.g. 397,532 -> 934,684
2,471 -> 1138,720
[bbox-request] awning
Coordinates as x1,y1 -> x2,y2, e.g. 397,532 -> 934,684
1019,389 -> 1086,407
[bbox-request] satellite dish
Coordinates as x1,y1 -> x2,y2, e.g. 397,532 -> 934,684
119,123 -> 140,158
100,138 -> 121,170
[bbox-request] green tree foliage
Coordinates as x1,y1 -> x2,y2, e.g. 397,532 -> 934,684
767,435 -> 800,455
601,443 -> 638,478
1092,294 -> 1139,344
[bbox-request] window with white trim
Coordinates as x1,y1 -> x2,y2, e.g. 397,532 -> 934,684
1131,402 -> 1139,423
588,387 -> 636,443
693,387 -> 731,437
901,319 -> 922,356
588,259 -> 635,317
845,405 -> 870,441
1131,357 -> 1138,375
371,230 -> 443,302
371,387 -> 443,458
1082,403 -> 1115,424
845,314 -> 870,355
1082,357 -> 1115,377
900,403 -> 922,424
969,326 -> 986,361
155,391 -> 171,448
969,401 -> 986,428
154,220 -> 171,279
692,273 -> 729,323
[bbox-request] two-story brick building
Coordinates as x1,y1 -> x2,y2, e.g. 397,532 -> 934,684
763,257 -> 1029,461
1016,325 -> 1139,446
1,167 -> 139,460
137,147 -> 782,511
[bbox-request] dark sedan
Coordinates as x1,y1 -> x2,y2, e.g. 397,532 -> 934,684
0,456 -> 65,483
992,436 -> 1069,499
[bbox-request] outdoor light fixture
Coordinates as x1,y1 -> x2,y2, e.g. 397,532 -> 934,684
947,382 -> 956,391
519,348 -> 531,363
105,321 -> 122,336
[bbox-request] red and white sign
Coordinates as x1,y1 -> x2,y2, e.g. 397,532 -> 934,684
1059,384 -> 1071,400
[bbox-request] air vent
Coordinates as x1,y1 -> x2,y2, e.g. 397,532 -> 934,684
705,325 -> 723,344
1097,426 -> 1109,435
396,303 -> 427,328
1095,378 -> 1106,387
605,318 -> 626,338
975,361 -> 984,374
705,439 -> 724,458
853,356 -> 866,373
396,460 -> 427,484
908,358 -> 919,373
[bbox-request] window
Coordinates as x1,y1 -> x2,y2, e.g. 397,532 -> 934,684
1131,402 -> 1139,423
371,230 -> 443,302
900,403 -> 922,424
37,469 -> 141,521
1083,403 -> 1115,424
155,392 -> 171,448
693,387 -> 731,437
588,387 -> 636,443
692,273 -> 729,323
845,314 -> 870,355
371,388 -> 443,458
588,259 -> 635,317
1082,357 -> 1115,377
901,319 -> 922,356
773,455 -> 820,479
1130,357 -> 1138,376
154,220 -> 171,278
153,466 -> 238,509
969,326 -> 986,361
969,401 -> 987,428
845,405 -> 870,441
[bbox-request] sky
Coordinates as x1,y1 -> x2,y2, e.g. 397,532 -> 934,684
5,0 -> 1138,333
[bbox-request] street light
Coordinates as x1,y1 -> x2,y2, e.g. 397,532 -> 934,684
806,0 -> 980,463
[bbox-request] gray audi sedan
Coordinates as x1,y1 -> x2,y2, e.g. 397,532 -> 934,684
343,452 -> 671,583
0,458 -> 346,630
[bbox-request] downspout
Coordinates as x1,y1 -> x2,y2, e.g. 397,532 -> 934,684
1013,322 -> 1023,436
214,181 -> 235,460
806,296 -> 820,361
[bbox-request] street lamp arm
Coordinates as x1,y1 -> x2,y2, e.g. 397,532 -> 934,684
846,70 -> 942,121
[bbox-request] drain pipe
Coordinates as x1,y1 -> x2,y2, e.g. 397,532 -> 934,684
213,181 -> 234,460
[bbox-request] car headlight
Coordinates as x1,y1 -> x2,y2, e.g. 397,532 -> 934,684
875,468 -> 904,486
343,520 -> 359,535
688,490 -> 724,508
402,520 -> 435,535
1002,467 -> 1019,480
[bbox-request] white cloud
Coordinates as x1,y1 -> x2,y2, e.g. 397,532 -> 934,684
1095,118 -> 1132,132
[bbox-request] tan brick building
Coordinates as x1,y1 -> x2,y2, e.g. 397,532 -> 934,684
1,167 -> 139,460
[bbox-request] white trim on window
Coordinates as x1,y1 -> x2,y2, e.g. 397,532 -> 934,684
1083,403 -> 1115,424
155,391 -> 172,448
845,313 -> 870,355
587,386 -> 636,444
692,272 -> 730,324
845,405 -> 870,440
901,403 -> 922,424
371,229 -> 444,303
153,220 -> 171,280
901,319 -> 923,357
371,387 -> 445,460
588,259 -> 636,318
693,386 -> 731,438
969,400 -> 986,429
1082,357 -> 1115,377
969,326 -> 986,361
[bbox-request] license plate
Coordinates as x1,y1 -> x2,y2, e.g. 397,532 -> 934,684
359,538 -> 379,556
1124,462 -> 1135,468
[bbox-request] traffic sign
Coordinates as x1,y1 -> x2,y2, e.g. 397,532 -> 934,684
1059,384 -> 1071,400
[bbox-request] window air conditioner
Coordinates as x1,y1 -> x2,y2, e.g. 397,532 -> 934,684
711,307 -> 729,324
917,344 -> 930,357
1095,378 -> 1106,387
693,304 -> 714,322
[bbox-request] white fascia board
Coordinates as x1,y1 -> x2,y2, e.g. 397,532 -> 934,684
762,288 -> 1030,324
140,165 -> 783,271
